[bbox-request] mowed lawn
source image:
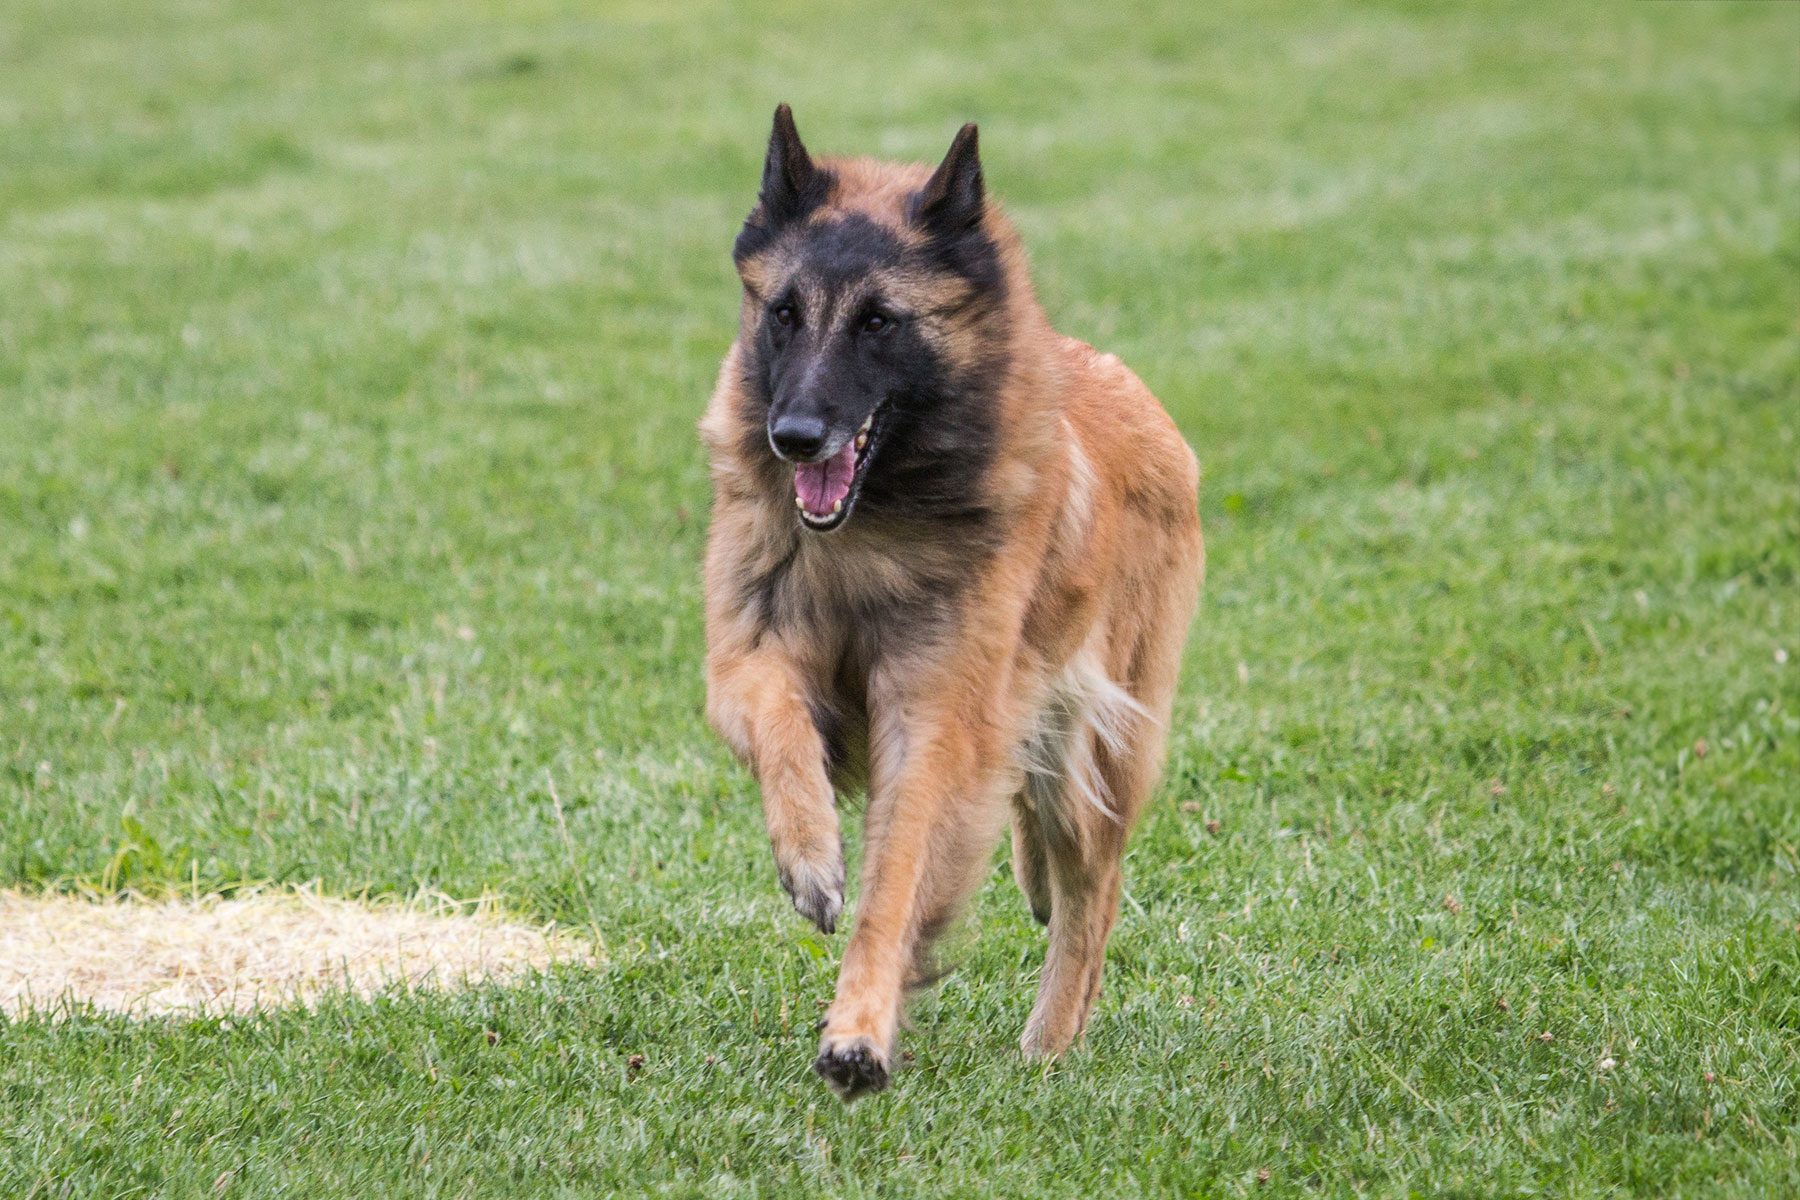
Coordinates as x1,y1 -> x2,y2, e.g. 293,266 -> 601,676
2,0 -> 1797,1195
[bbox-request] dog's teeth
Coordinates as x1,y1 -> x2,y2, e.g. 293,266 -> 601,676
831,500 -> 842,514
855,434 -> 867,450
795,496 -> 804,510
859,415 -> 872,433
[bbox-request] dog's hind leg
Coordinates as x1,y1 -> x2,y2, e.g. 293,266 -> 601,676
1019,632 -> 1186,1059
1017,735 -> 1131,1059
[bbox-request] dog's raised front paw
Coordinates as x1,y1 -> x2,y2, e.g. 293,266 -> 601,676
777,852 -> 843,934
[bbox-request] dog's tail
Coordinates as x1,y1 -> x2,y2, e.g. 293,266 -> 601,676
1016,650 -> 1152,830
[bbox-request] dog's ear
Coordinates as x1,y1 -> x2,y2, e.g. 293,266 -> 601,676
757,103 -> 822,227
912,122 -> 984,234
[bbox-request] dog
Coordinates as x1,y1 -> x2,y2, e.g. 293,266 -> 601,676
700,106 -> 1203,1100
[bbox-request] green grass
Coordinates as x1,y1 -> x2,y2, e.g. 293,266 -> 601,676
2,0 -> 1797,1194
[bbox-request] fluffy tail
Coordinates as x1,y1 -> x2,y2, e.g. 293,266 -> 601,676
1016,652 -> 1152,829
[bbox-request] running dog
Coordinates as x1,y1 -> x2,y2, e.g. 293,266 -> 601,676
700,106 -> 1203,1099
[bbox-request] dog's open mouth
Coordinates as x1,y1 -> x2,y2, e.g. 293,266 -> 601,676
794,411 -> 878,532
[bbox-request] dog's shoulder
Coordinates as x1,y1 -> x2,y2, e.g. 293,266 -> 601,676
1054,337 -> 1199,522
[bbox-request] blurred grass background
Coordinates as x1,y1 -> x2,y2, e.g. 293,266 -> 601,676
1,0 -> 1796,1195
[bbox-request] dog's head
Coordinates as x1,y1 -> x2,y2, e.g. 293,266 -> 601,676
730,106 -> 1012,533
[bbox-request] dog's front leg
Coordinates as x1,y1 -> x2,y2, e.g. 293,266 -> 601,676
706,647 -> 843,933
814,682 -> 1013,1099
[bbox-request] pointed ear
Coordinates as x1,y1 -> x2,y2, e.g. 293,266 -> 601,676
911,122 -> 984,234
757,103 -> 822,226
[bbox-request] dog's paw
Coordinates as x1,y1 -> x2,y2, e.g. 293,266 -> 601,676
813,1033 -> 890,1101
1018,1010 -> 1082,1061
1017,1024 -> 1064,1061
776,852 -> 843,934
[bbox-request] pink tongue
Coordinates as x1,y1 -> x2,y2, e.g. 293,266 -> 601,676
794,442 -> 857,515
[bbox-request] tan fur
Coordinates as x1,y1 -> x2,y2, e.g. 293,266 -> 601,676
701,147 -> 1203,1097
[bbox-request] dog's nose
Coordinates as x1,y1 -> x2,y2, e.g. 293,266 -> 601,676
769,413 -> 828,461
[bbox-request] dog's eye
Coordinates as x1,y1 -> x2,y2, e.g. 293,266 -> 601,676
772,304 -> 797,327
860,313 -> 890,335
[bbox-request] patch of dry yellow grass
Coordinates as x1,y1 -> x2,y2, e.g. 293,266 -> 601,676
0,888 -> 593,1018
